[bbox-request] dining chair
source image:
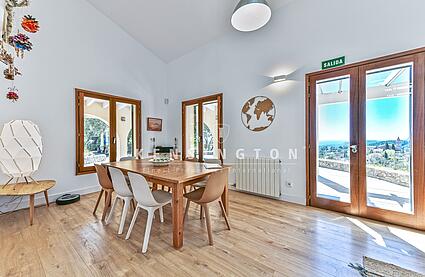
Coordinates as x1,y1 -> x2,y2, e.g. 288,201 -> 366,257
106,167 -> 134,235
93,164 -> 114,221
119,156 -> 138,185
192,159 -> 223,219
193,159 -> 222,189
125,172 -> 172,253
184,169 -> 230,246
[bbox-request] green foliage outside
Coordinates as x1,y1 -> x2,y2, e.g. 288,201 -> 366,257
84,117 -> 109,155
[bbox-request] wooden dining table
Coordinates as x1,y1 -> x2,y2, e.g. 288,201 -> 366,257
103,159 -> 229,249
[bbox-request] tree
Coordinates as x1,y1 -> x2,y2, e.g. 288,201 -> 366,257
203,123 -> 214,152
127,129 -> 133,156
84,117 -> 109,154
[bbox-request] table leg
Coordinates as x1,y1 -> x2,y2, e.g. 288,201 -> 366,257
29,194 -> 35,225
221,169 -> 229,215
172,183 -> 184,249
44,190 -> 50,207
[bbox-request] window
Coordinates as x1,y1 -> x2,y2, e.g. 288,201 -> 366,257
75,89 -> 141,175
182,93 -> 223,163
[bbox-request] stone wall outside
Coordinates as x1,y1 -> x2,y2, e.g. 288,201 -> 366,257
318,159 -> 409,187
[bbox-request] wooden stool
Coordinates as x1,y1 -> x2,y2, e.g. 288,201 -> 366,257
0,180 -> 56,225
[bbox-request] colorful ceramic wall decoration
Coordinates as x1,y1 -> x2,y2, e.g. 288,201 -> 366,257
0,0 -> 40,102
1,43 -> 21,80
6,86 -> 19,102
21,15 -> 40,33
2,0 -> 29,42
9,32 -> 32,58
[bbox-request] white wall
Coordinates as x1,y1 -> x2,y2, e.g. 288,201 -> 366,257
0,0 -> 168,210
166,0 -> 425,204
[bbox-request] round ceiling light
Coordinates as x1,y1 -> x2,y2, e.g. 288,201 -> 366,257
231,0 -> 272,32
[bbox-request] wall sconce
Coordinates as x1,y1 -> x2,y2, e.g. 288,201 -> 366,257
273,74 -> 287,83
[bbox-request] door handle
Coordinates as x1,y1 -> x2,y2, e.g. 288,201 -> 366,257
350,145 -> 358,154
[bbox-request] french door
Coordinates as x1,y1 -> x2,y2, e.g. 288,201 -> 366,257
182,93 -> 223,163
307,51 -> 425,230
75,89 -> 141,175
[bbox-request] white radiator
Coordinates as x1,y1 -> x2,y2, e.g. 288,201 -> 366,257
235,157 -> 281,198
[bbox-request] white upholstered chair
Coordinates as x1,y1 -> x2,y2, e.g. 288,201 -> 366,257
106,167 -> 134,235
125,172 -> 172,253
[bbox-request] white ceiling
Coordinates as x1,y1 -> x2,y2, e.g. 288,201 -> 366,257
86,0 -> 293,63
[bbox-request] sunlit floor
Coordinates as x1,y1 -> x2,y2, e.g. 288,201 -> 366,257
1,191 -> 425,276
317,167 -> 412,213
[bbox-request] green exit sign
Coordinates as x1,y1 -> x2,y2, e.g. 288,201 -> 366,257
322,56 -> 345,70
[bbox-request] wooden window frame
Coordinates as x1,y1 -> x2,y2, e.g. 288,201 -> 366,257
182,93 -> 223,163
305,46 -> 425,231
75,88 -> 141,175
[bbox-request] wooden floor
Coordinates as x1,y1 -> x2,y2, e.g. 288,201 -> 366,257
1,191 -> 425,277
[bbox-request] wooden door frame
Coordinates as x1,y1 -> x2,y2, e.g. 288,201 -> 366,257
357,54 -> 425,230
75,88 -> 141,175
307,68 -> 360,215
306,46 -> 425,230
182,93 -> 223,163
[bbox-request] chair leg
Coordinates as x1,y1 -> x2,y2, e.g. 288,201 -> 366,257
93,189 -> 104,215
184,200 -> 191,223
102,190 -> 112,221
219,200 -> 231,230
200,205 -> 204,220
142,210 -> 155,253
159,206 -> 164,223
126,206 -> 140,240
118,198 -> 131,235
106,196 -> 119,225
131,199 -> 136,211
203,204 -> 213,246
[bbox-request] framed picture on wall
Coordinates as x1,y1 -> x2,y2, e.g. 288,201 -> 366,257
147,117 -> 162,131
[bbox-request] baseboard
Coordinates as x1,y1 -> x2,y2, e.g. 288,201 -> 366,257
2,183 -> 307,213
279,194 -> 306,205
0,185 -> 100,213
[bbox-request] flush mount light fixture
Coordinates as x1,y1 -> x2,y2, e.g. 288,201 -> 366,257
231,0 -> 272,32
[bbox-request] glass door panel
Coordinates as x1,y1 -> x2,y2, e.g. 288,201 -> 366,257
316,76 -> 351,203
116,102 -> 138,161
309,53 -> 425,230
185,104 -> 199,160
83,97 -> 110,166
365,63 -> 414,214
309,68 -> 359,215
202,100 -> 219,161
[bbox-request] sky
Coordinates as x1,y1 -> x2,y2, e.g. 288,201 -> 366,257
318,64 -> 412,143
318,96 -> 411,142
